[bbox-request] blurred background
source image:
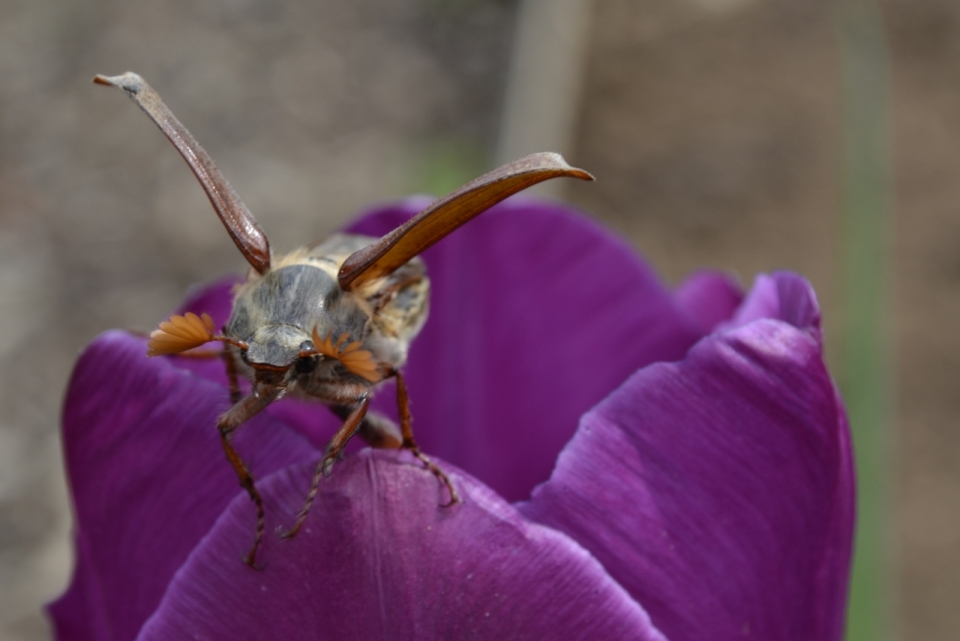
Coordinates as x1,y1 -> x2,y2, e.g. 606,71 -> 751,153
0,0 -> 956,638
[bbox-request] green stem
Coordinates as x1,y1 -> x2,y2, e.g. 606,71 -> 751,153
835,2 -> 895,640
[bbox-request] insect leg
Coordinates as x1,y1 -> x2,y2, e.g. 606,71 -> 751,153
221,346 -> 243,404
394,370 -> 460,506
279,395 -> 371,540
330,405 -> 403,449
217,384 -> 283,567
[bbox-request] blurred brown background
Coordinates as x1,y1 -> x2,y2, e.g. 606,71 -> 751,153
0,0 -> 956,639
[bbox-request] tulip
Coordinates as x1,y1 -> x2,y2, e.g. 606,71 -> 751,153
49,199 -> 853,641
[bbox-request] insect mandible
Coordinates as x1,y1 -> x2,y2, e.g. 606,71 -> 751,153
94,72 -> 594,566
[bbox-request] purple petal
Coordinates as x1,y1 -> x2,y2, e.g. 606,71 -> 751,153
348,198 -> 706,501
520,273 -> 854,641
175,274 -> 240,327
726,272 -> 822,340
137,450 -> 665,641
48,331 -> 317,640
673,270 -> 744,334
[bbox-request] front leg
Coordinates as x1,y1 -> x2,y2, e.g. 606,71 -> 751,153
331,404 -> 403,449
218,382 -> 283,567
222,345 -> 243,403
279,395 -> 371,539
343,370 -> 460,505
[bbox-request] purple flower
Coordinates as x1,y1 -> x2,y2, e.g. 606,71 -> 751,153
49,199 -> 853,641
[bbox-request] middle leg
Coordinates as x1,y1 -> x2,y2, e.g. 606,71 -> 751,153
393,370 -> 460,505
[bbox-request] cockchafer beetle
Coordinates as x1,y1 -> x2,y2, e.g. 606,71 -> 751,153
94,72 -> 593,566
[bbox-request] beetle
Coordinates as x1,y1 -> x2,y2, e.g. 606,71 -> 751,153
94,72 -> 593,566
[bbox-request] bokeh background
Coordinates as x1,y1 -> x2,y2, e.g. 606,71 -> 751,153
0,0 -> 956,638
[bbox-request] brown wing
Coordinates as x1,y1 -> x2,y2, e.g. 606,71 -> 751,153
337,152 -> 594,290
94,72 -> 272,274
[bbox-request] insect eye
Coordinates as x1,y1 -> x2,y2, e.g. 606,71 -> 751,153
295,355 -> 318,375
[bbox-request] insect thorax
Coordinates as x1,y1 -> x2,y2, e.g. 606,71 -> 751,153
225,235 -> 430,372
225,261 -> 363,366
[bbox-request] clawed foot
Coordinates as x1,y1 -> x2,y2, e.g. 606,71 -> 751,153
277,451 -> 338,540
277,448 -> 459,547
410,449 -> 460,506
242,552 -> 267,571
